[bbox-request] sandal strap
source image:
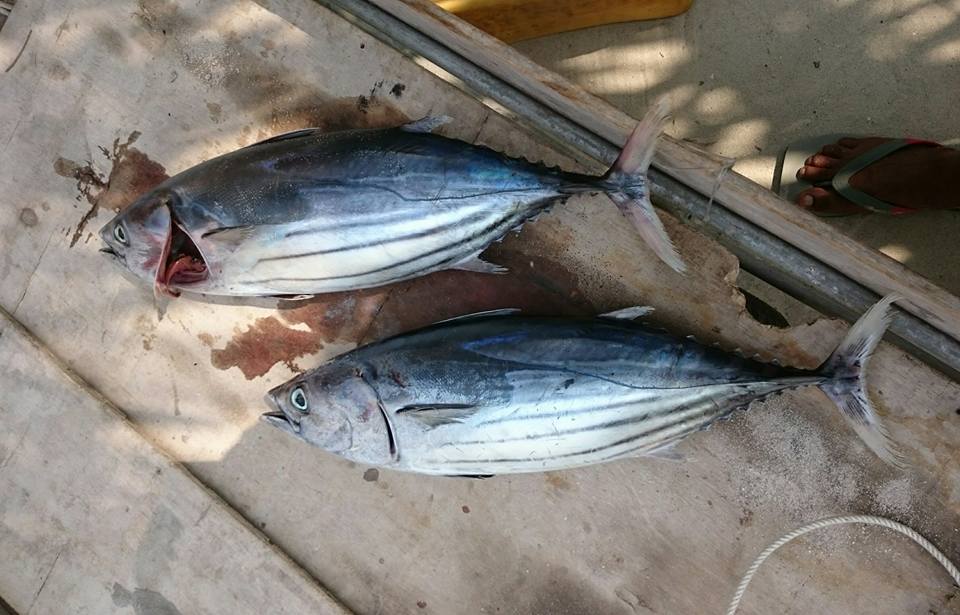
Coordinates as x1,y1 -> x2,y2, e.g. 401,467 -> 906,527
831,139 -> 930,214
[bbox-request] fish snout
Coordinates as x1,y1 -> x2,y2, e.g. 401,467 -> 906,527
261,393 -> 301,434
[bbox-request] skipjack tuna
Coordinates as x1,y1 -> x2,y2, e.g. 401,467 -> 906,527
263,297 -> 901,476
98,100 -> 683,300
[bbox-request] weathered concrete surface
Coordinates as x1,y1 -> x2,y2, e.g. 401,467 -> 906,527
0,309 -> 350,615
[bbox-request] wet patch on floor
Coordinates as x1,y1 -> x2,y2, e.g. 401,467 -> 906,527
361,245 -> 594,343
111,583 -> 182,615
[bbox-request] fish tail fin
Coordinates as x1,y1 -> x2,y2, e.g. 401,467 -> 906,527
602,98 -> 686,273
608,97 -> 670,178
816,294 -> 903,467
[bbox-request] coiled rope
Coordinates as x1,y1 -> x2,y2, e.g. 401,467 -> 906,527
727,515 -> 960,615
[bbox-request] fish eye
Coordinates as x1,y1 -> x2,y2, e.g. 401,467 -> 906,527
290,387 -> 309,413
113,224 -> 127,245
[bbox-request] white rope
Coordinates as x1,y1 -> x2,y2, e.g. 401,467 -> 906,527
726,515 -> 960,615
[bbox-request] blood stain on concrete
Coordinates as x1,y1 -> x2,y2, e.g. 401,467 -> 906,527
208,290 -> 387,380
55,132 -> 169,247
210,316 -> 321,380
209,245 -> 591,379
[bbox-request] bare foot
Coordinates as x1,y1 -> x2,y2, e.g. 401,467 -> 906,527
795,137 -> 960,215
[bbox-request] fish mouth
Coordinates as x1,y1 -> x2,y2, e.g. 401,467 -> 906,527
261,394 -> 301,434
156,215 -> 208,296
99,246 -> 121,263
261,410 -> 301,434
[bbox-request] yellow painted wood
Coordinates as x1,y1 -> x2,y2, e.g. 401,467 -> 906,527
435,0 -> 693,41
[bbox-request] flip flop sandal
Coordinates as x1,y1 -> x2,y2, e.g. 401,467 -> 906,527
773,135 -> 940,217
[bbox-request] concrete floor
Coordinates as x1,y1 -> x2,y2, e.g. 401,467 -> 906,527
516,0 -> 960,295
3,1 -> 960,613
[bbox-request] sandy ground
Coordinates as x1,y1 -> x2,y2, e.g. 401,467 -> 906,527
516,0 -> 960,296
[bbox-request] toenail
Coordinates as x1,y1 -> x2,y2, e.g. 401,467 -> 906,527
799,195 -> 813,207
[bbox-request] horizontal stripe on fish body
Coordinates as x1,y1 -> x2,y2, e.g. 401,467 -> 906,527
398,379 -> 812,474
222,195 -> 548,294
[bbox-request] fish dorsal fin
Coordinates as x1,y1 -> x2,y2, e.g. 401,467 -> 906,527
598,306 -> 654,321
432,309 -> 520,325
396,403 -> 478,427
401,116 -> 451,134
244,128 -> 321,148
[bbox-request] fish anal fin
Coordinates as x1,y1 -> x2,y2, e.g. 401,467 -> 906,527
451,254 -> 508,274
396,403 -> 479,428
644,440 -> 685,462
598,306 -> 654,321
401,116 -> 451,133
272,294 -> 316,301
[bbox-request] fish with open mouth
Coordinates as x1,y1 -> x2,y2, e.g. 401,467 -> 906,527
97,100 -> 683,300
262,297 -> 901,476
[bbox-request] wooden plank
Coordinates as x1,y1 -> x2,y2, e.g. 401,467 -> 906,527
366,0 -> 960,345
433,0 -> 693,42
0,308 -> 351,615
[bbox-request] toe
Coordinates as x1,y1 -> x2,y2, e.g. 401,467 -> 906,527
838,137 -> 864,148
804,153 -> 839,168
820,144 -> 845,158
796,164 -> 835,182
795,186 -> 830,209
795,186 -> 864,215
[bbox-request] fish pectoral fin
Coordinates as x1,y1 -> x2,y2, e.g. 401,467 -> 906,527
200,225 -> 258,251
598,306 -> 654,321
451,255 -> 509,274
396,403 -> 479,428
400,116 -> 452,133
